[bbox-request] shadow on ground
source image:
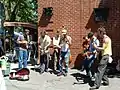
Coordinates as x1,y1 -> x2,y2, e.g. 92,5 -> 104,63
70,73 -> 94,87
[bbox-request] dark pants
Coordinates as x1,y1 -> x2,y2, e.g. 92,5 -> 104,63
84,55 -> 96,78
0,47 -> 4,57
39,53 -> 50,73
94,55 -> 109,88
53,49 -> 60,70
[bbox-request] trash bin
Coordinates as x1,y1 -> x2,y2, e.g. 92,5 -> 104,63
0,56 -> 11,76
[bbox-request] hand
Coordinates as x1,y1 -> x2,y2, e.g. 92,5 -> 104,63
30,41 -> 33,44
44,46 -> 48,50
54,45 -> 60,49
39,46 -> 42,49
65,38 -> 69,42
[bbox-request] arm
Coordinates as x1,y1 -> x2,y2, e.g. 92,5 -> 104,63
44,36 -> 51,50
93,37 -> 108,51
38,37 -> 42,49
93,42 -> 104,51
53,37 -> 61,48
66,36 -> 72,46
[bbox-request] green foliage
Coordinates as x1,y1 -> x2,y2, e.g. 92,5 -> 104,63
0,0 -> 38,24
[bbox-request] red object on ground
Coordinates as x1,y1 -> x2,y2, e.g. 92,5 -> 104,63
9,68 -> 30,81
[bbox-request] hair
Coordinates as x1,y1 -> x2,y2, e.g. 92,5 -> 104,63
87,32 -> 94,38
83,36 -> 86,39
98,27 -> 106,34
56,29 -> 60,33
40,30 -> 46,35
25,29 -> 29,32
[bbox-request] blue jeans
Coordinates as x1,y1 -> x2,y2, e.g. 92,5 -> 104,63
27,50 -> 31,62
84,55 -> 96,77
18,49 -> 28,69
59,50 -> 70,73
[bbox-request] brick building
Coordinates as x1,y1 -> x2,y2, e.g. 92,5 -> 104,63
38,0 -> 120,68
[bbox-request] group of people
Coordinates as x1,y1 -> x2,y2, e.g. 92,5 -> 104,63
37,27 -> 72,76
36,26 -> 112,89
13,26 -> 112,89
81,27 -> 112,89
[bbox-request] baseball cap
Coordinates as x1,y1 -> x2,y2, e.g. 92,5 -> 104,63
62,29 -> 67,34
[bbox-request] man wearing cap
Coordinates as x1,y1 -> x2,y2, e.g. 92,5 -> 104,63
57,29 -> 72,76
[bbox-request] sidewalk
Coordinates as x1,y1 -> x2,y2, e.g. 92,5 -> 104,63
4,63 -> 120,90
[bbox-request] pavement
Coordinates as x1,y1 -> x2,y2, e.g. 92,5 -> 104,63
3,63 -> 120,90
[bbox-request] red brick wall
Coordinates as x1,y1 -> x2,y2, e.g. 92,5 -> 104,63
38,0 -> 120,68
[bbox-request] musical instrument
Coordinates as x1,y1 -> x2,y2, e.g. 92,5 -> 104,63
9,68 -> 30,81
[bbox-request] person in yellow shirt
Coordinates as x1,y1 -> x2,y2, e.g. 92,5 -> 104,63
90,27 -> 112,89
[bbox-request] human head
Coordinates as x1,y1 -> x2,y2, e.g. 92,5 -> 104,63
97,27 -> 106,38
40,30 -> 46,38
25,29 -> 30,35
55,29 -> 60,36
61,29 -> 67,37
19,32 -> 23,35
87,32 -> 94,39
19,35 -> 25,41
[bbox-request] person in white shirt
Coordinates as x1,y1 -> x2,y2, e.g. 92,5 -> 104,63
57,28 -> 72,76
53,30 -> 61,72
38,30 -> 51,74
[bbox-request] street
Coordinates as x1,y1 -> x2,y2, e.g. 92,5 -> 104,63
4,63 -> 120,90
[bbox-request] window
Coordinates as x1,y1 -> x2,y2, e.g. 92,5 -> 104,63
94,8 -> 109,22
43,7 -> 53,16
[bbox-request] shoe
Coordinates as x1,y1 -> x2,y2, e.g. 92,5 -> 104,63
91,77 -> 95,81
89,85 -> 99,90
39,71 -> 44,74
102,82 -> 109,86
63,72 -> 67,77
57,72 -> 63,76
34,65 -> 40,69
53,70 -> 58,74
80,67 -> 84,72
45,69 -> 49,72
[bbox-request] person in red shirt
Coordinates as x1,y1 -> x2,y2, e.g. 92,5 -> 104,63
80,36 -> 90,71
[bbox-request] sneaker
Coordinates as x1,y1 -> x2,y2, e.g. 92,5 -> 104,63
80,67 -> 85,72
57,72 -> 63,76
34,65 -> 40,69
39,71 -> 44,74
102,82 -> 109,86
63,72 -> 67,77
91,77 -> 95,81
89,85 -> 99,90
45,69 -> 49,72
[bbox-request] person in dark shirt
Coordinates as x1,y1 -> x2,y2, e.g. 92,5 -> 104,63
24,29 -> 32,62
82,36 -> 90,55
